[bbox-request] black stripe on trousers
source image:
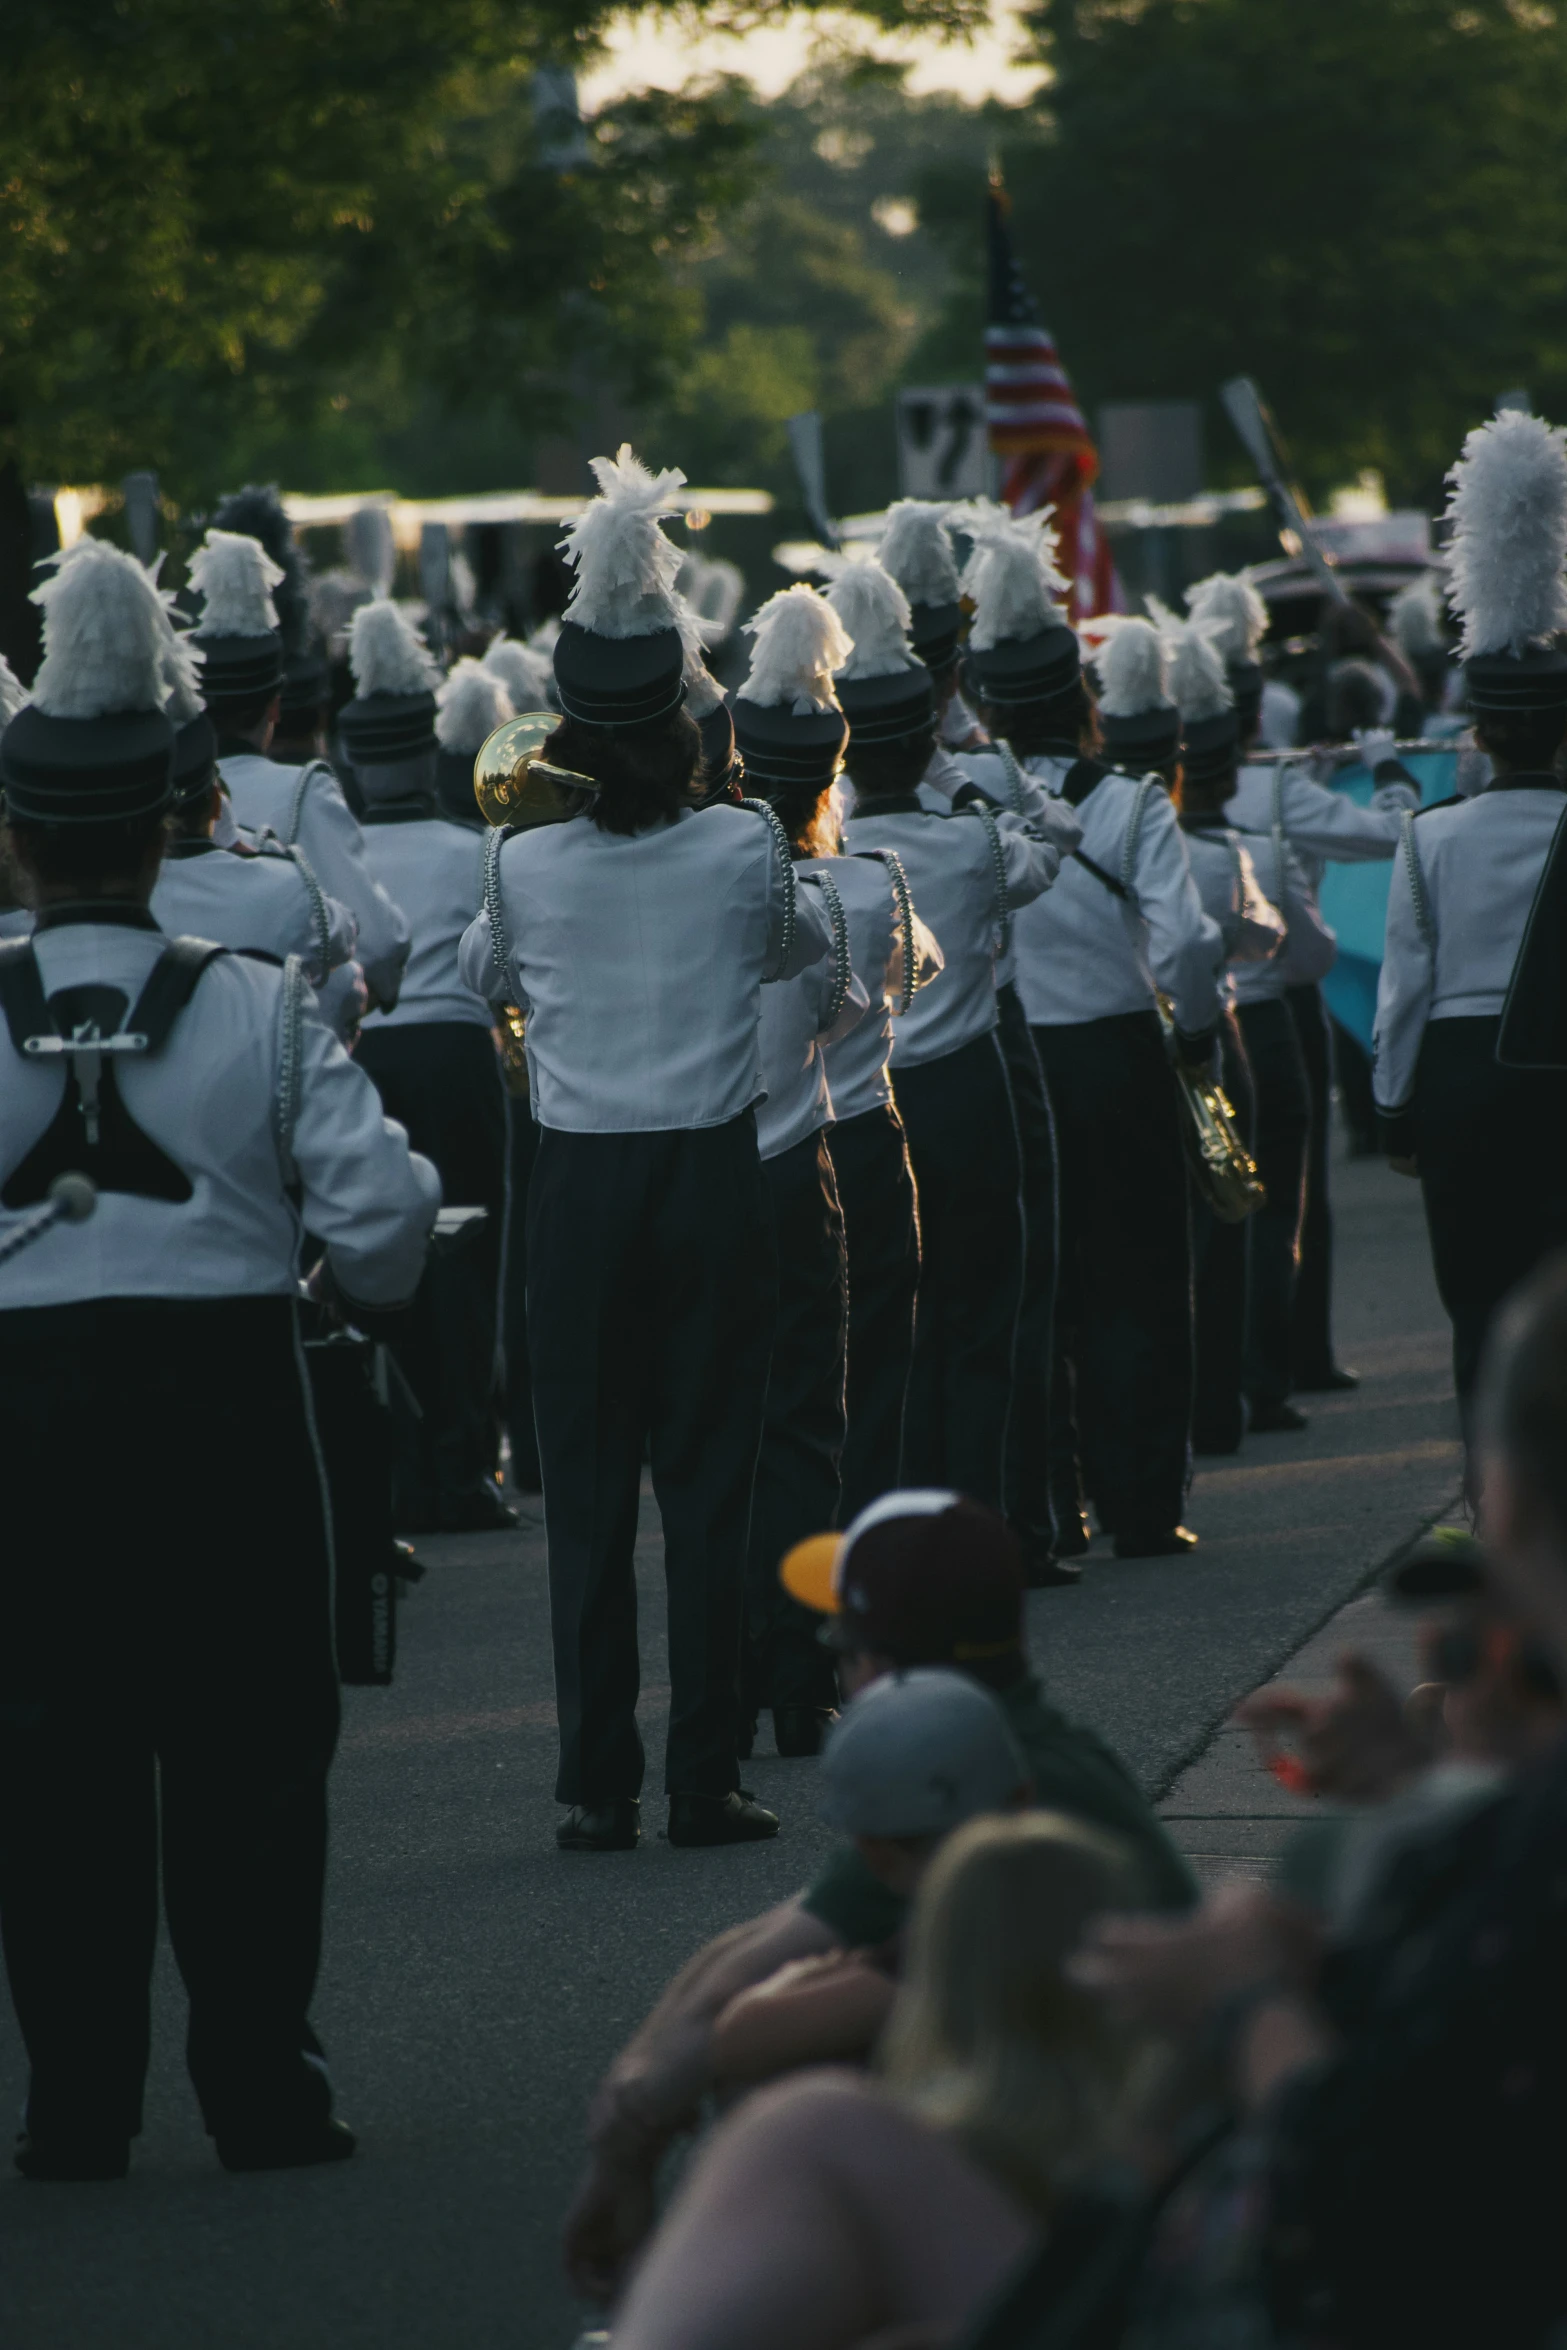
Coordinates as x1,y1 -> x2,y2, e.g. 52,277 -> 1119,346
891,1028 -> 1023,1512
0,1295 -> 339,2146
1414,1015 -> 1567,1424
745,1129 -> 846,1713
526,1111 -> 777,1803
828,1102 -> 920,1523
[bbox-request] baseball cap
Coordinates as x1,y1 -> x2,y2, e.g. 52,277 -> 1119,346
818,1668 -> 1030,1838
780,1491 -> 1025,1669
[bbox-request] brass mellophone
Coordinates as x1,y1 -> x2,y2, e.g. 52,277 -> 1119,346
1152,993 -> 1266,1224
472,713 -> 602,1093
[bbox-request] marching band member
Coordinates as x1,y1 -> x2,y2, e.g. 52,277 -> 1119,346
1164,621 -> 1287,1452
0,539 -> 437,2181
1209,569 -> 1420,1396
1375,409 -> 1567,1432
959,514 -> 1221,1561
732,586 -> 871,1757
211,484 -> 334,769
193,528 -> 412,1013
842,554 -> 1069,1541
458,448 -> 832,1855
345,605 -> 515,1534
819,566 -> 946,1525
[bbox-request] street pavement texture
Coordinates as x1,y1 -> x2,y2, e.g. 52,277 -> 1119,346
0,1151 -> 1460,2349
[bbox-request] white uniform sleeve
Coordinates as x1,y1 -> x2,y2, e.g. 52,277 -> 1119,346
1274,845 -> 1338,984
1228,840 -> 1288,965
315,960 -> 370,1043
297,775 -> 413,1009
769,857 -> 831,982
458,906 -> 507,1005
1133,790 -> 1224,1035
1372,827 -> 1434,1122
993,808 -> 1066,908
908,911 -> 945,994
288,1001 -> 441,1304
1279,765 -> 1414,860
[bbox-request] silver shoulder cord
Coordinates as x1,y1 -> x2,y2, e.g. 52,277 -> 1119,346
1120,775 -> 1158,897
286,843 -> 333,980
963,799 -> 1012,956
1400,809 -> 1436,950
807,867 -> 852,1026
288,758 -> 332,847
995,738 -> 1029,817
483,826 -> 513,985
741,797 -> 797,980
276,952 -> 307,1183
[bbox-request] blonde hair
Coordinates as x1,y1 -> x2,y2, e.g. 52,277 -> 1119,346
879,1811 -> 1136,2216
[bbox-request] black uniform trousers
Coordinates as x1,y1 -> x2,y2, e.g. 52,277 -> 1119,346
527,1111 -> 777,1804
745,1130 -> 847,1715
995,981 -> 1061,1551
1236,996 -> 1310,1413
501,1091 -> 542,1489
1192,1010 -> 1256,1454
828,1102 -> 920,1523
356,1022 -> 506,1505
1289,981 -> 1343,1381
1414,1017 -> 1567,1425
892,1029 -> 1023,1512
1035,1010 -> 1194,1539
0,1297 -> 339,2152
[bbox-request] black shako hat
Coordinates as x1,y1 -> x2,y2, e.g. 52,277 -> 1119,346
836,664 -> 936,745
906,598 -> 963,671
552,618 -> 687,730
732,584 -> 852,794
337,689 -> 438,766
188,527 -> 286,706
1180,708 -> 1241,783
732,694 -> 847,788
337,600 -> 439,770
2,703 -> 174,826
964,621 -> 1081,711
1464,646 -> 1567,713
1102,702 -> 1182,765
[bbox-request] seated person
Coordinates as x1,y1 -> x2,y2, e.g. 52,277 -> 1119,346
712,1668 -> 1032,2094
613,1811 -> 1140,2350
564,1492 -> 1194,2302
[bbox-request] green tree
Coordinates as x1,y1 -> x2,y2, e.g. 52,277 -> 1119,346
916,0 -> 1567,505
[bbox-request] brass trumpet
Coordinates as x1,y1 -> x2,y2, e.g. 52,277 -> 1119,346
472,712 -> 601,1094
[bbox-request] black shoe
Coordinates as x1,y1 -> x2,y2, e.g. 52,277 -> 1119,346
667,1789 -> 779,1847
1293,1364 -> 1359,1393
1026,1551 -> 1083,1589
215,2118 -> 357,2174
557,1798 -> 641,1852
392,1538 -> 426,1588
436,1479 -> 520,1533
1249,1401 -> 1310,1434
1114,1525 -> 1198,1559
14,2131 -> 129,2182
773,1706 -> 835,1758
1053,1510 -> 1093,1559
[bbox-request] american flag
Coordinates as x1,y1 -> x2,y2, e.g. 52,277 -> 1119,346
985,179 -> 1120,623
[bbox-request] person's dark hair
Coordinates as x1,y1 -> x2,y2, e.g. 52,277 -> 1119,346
6,812 -> 169,886
208,689 -> 279,739
545,708 -> 703,836
1472,705 -> 1567,771
1324,659 -> 1387,741
987,678 -> 1094,758
1176,766 -> 1235,815
843,730 -> 936,799
764,777 -> 839,858
1478,1251 -> 1567,1533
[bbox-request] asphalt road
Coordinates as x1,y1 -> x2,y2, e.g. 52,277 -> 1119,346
0,1148 -> 1460,2350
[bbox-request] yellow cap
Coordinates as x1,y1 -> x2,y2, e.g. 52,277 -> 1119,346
779,1532 -> 844,1614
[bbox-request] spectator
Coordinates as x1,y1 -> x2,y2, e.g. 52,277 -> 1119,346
612,1812 -> 1138,2350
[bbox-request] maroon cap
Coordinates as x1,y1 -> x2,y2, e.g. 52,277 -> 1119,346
781,1491 -> 1025,1669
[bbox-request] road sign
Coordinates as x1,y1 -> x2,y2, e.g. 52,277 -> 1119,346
896,386 -> 988,500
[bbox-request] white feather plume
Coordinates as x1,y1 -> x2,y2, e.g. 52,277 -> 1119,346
1184,571 -> 1267,663
826,563 -> 918,680
1443,409 -> 1567,657
877,500 -> 960,605
739,585 -> 852,714
0,651 -> 28,728
1167,620 -> 1234,724
436,657 -> 514,752
349,599 -> 439,697
1389,570 -> 1448,658
189,528 -> 283,636
558,443 -> 687,639
483,635 -> 554,709
29,538 -> 177,719
160,630 -> 207,727
949,501 -> 1069,649
1091,616 -> 1172,717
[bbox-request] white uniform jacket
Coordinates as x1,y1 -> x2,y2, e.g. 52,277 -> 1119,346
458,803 -> 831,1134
924,741 -> 1081,995
1373,783 -> 1567,1129
1177,817 -> 1287,1009
997,755 -> 1222,1039
844,797 -> 1064,1068
809,849 -> 944,1125
755,874 -> 872,1161
358,810 -> 494,1032
1226,755 -> 1419,998
151,838 -> 357,989
0,909 -> 439,1311
218,752 -> 411,1009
